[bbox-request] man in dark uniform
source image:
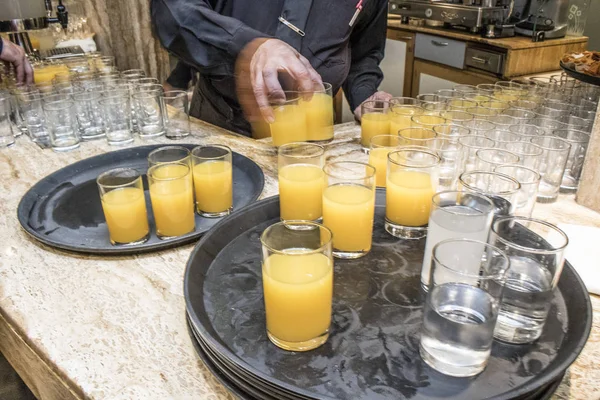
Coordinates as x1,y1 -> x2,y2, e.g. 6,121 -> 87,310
151,0 -> 391,136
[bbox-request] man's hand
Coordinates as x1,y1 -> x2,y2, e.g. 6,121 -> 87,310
0,38 -> 33,85
354,91 -> 393,121
236,38 -> 322,124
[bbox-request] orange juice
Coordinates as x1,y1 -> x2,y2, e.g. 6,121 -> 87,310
270,104 -> 308,146
300,93 -> 333,141
323,184 -> 375,252
361,113 -> 389,148
263,252 -> 332,345
369,148 -> 393,187
389,107 -> 418,135
251,121 -> 271,139
149,164 -> 195,237
101,187 -> 149,244
493,92 -> 520,102
193,160 -> 233,213
386,170 -> 435,227
279,164 -> 325,221
34,64 -> 69,84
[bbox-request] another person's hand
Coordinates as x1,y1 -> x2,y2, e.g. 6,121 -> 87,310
354,91 -> 393,121
236,38 -> 322,124
0,38 -> 33,85
162,82 -> 176,93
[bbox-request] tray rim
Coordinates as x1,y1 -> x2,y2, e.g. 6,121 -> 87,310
560,60 -> 600,87
184,193 -> 592,400
16,144 -> 265,255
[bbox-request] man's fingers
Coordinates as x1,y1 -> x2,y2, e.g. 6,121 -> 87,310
14,61 -> 24,85
285,58 -> 314,94
297,55 -> 322,87
24,59 -> 34,85
262,67 -> 285,103
252,73 -> 275,124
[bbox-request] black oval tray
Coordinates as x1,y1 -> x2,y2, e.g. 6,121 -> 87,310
17,144 -> 264,255
560,60 -> 600,87
184,191 -> 591,400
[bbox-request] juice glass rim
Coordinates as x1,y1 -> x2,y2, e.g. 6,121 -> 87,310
432,238 -> 509,281
298,82 -> 332,94
278,142 -> 325,159
260,221 -> 333,256
96,167 -> 141,189
410,114 -> 447,125
148,145 -> 191,165
369,134 -> 401,149
431,190 -> 495,215
147,162 -> 191,182
459,170 -> 521,195
388,147 -> 441,168
361,100 -> 390,112
191,144 -> 232,161
323,161 -> 376,181
492,216 -> 569,254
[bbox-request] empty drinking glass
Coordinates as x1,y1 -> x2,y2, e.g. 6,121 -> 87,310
0,96 -> 14,148
433,124 -> 470,142
476,149 -> 520,172
463,118 -> 495,136
494,165 -> 541,218
503,108 -> 538,123
530,136 -> 571,203
483,130 -> 521,149
100,95 -> 134,146
459,171 -> 521,216
447,99 -> 478,111
504,141 -> 543,170
424,138 -> 465,191
133,91 -> 166,138
73,91 -> 105,140
440,110 -> 473,126
552,128 -> 591,193
508,124 -> 545,138
163,90 -> 191,139
17,92 -> 48,143
43,99 -> 80,152
420,239 -> 508,377
490,217 -> 568,344
459,136 -> 495,172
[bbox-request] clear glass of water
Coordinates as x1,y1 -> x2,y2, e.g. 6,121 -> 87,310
420,238 -> 509,377
421,191 -> 495,290
490,217 -> 568,344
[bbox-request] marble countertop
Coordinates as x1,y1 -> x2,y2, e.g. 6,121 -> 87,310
0,119 -> 598,399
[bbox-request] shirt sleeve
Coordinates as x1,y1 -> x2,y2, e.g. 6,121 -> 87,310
151,0 -> 270,77
342,0 -> 388,112
166,60 -> 194,89
0,38 -> 4,58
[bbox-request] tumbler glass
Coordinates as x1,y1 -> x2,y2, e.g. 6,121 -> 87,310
439,110 -> 473,126
466,106 -> 498,121
369,135 -> 401,187
494,165 -> 540,218
147,162 -> 195,238
508,124 -> 546,138
73,91 -> 105,140
17,92 -> 48,143
459,171 -> 521,216
97,168 -> 150,245
398,127 -> 437,146
433,124 -> 470,142
488,115 -> 520,130
458,136 -> 495,172
529,117 -> 567,135
476,149 -> 520,172
411,114 -> 447,130
0,96 -> 14,148
361,100 -> 390,150
278,142 -> 325,222
43,99 -> 80,152
490,217 -> 568,344
191,145 -> 233,217
463,118 -> 495,136
504,142 -> 543,170
420,239 -> 508,377
552,128 -> 591,193
530,136 -> 571,203
424,138 -> 465,191
299,82 -> 334,142
385,148 -> 440,239
148,145 -> 191,167
99,95 -> 134,145
508,99 -> 538,111
447,99 -> 478,111
420,192 -> 495,290
133,91 -> 166,138
483,130 -> 521,149
270,92 -> 308,146
389,98 -> 421,136
323,161 -> 376,259
260,221 -> 333,351
163,90 -> 191,139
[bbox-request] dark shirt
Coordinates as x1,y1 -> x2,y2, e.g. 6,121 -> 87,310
166,60 -> 195,89
151,0 -> 388,135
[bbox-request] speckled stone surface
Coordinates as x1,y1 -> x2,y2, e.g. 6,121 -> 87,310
0,118 -> 598,399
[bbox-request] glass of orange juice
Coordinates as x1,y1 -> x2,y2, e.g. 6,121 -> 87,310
278,142 -> 325,224
323,161 -> 376,259
369,135 -> 401,188
389,97 -> 422,136
260,220 -> 333,351
398,127 -> 437,147
147,162 -> 195,239
148,146 -> 191,167
97,168 -> 150,245
411,114 -> 447,130
299,82 -> 334,142
386,148 -> 440,239
192,145 -> 233,217
360,100 -> 390,151
269,92 -> 308,146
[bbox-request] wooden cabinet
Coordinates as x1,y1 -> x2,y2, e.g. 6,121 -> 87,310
411,59 -> 497,96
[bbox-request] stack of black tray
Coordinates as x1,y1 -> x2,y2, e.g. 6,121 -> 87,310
184,191 -> 592,400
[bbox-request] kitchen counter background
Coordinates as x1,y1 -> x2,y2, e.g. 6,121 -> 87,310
0,119 -> 598,399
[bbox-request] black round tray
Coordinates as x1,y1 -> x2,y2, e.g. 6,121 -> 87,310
17,144 -> 264,255
560,60 -> 600,87
184,191 -> 592,400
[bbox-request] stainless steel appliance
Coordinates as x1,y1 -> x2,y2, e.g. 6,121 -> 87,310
389,0 -> 511,34
512,0 -> 569,40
